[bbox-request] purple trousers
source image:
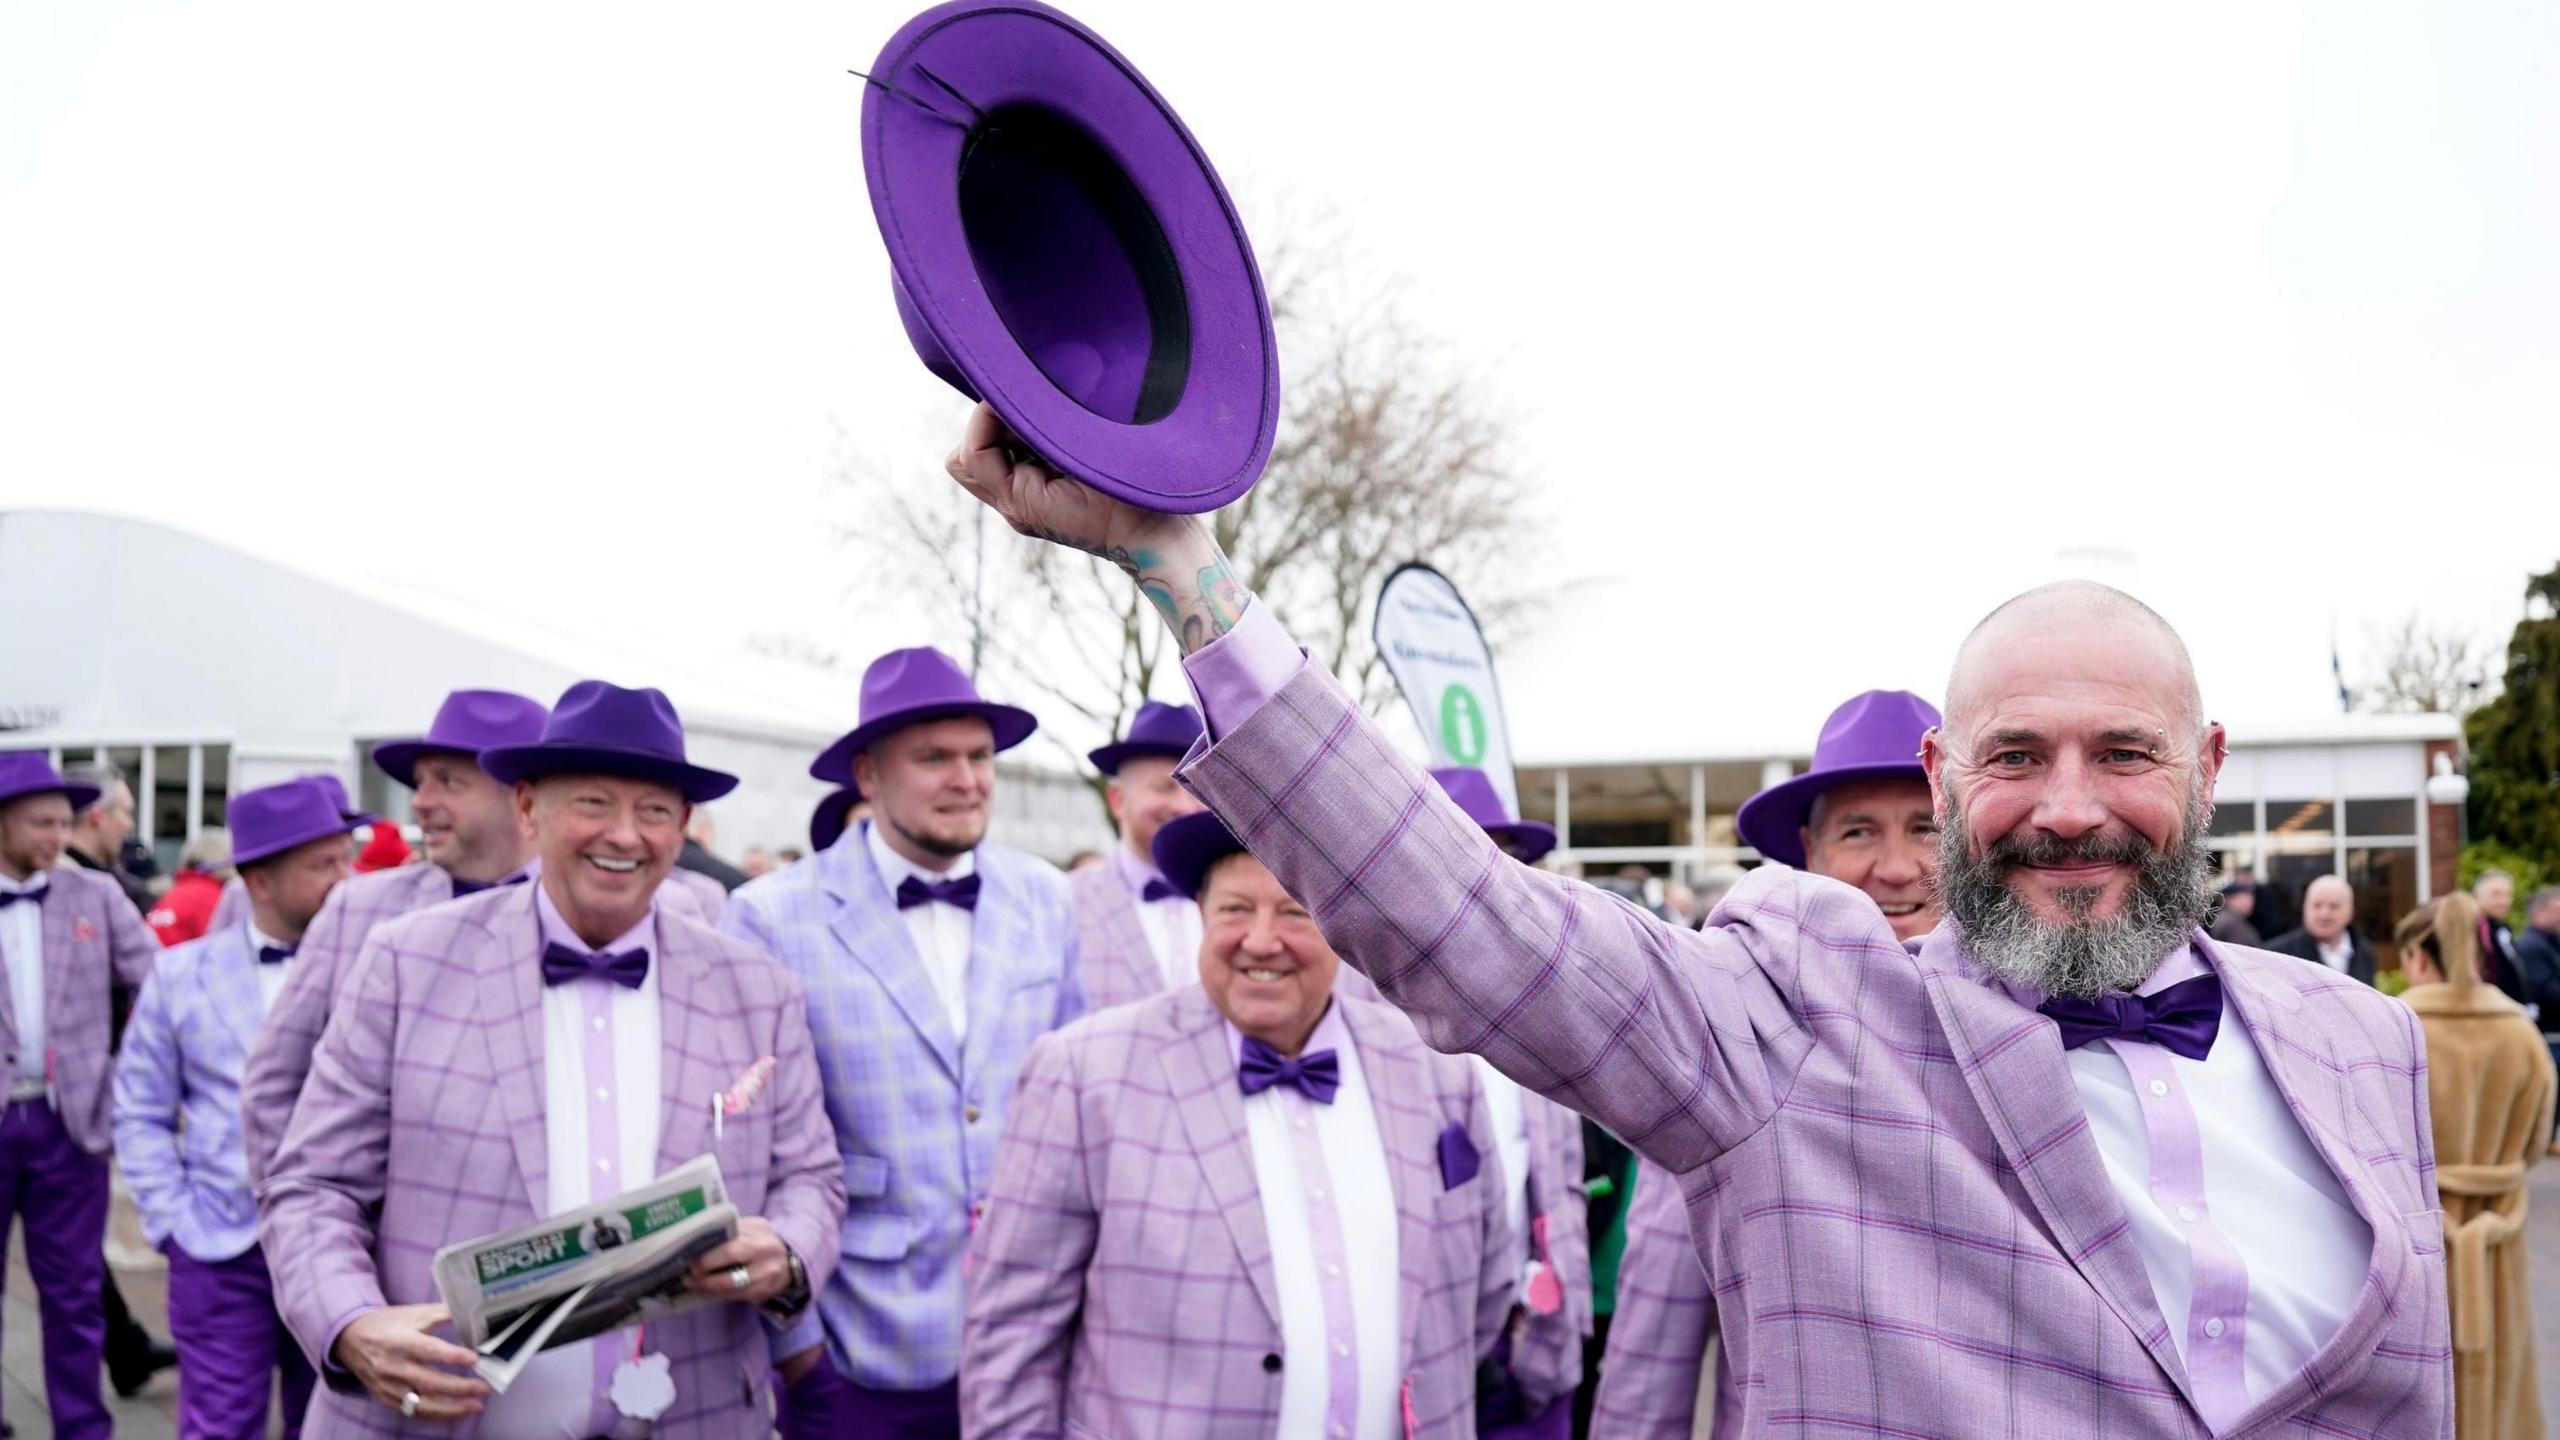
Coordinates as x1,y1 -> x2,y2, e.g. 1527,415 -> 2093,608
165,1241 -> 316,1440
0,1099 -> 111,1440
775,1349 -> 958,1440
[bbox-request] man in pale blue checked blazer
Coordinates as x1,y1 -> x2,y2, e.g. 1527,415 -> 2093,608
115,777 -> 363,1440
723,645 -> 1084,1440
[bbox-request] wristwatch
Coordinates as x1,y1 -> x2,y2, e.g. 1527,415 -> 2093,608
761,1246 -> 810,1317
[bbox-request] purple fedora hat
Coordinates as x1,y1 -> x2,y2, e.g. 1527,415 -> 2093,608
1150,809 -> 1249,901
296,772 -> 377,827
479,681 -> 739,803
1088,700 -> 1203,775
231,778 -> 366,868
0,752 -> 101,812
1734,690 -> 1942,869
809,787 -> 865,853
371,689 -> 553,789
809,647 -> 1037,783
1429,768 -> 1557,865
861,0 -> 1279,514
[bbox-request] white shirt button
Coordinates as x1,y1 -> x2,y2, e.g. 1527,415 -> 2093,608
597,1158 -> 612,1171
593,1016 -> 607,1031
1293,1117 -> 1309,1132
2147,1079 -> 2170,1098
595,1087 -> 610,1101
1309,1188 -> 1327,1202
1334,1342 -> 1350,1358
1324,1262 -> 1341,1277
2203,1317 -> 2226,1339
2176,1205 -> 2197,1223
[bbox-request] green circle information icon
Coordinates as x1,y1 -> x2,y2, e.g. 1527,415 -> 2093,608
1440,684 -> 1488,765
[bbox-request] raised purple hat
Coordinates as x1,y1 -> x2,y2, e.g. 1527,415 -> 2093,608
1150,809 -> 1248,901
1734,690 -> 1942,869
862,0 -> 1279,514
231,778 -> 366,868
479,681 -> 739,803
810,647 -> 1037,783
372,690 -> 553,789
0,752 -> 101,813
1429,767 -> 1557,865
1088,700 -> 1203,775
810,786 -> 865,853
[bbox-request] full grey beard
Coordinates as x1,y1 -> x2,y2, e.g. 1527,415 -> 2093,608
1933,776 -> 2219,1001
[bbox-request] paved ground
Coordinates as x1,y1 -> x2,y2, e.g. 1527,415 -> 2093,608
10,1158 -> 2560,1435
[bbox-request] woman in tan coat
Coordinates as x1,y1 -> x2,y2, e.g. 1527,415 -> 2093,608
2394,892 -> 2557,1440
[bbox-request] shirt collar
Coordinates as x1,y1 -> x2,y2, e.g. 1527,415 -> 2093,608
1112,842 -> 1173,900
0,868 -> 45,895
533,877 -> 655,959
246,921 -> 289,957
445,857 -> 539,893
864,818 -> 976,892
1226,995 -> 1351,1071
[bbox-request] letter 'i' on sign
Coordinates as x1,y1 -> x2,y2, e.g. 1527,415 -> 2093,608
1441,685 -> 1488,765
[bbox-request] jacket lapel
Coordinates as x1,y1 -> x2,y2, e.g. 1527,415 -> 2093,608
1102,864 -> 1161,999
651,913 -> 729,1178
206,927 -> 267,1059
823,828 -> 959,1078
474,886 -> 552,1213
958,859 -> 1022,1083
1345,1001 -> 1439,1367
38,880 -> 78,1032
1158,988 -> 1282,1326
1916,927 -> 2194,1405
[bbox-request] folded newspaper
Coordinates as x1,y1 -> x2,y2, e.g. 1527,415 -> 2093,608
433,1154 -> 738,1392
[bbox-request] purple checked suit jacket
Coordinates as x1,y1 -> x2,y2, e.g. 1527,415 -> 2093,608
114,923 -> 272,1264
0,863 -> 157,1154
961,984 -> 1514,1439
1594,1159 -> 1735,1440
1499,1084 -> 1592,1411
258,883 -> 846,1440
1178,663 -> 2452,1438
1069,854 -> 1165,1011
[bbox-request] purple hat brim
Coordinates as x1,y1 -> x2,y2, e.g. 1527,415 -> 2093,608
370,739 -> 478,791
233,816 -> 365,869
1733,760 -> 1931,870
0,781 -> 102,814
810,788 -> 864,853
1087,738 -> 1192,776
479,743 -> 741,804
1485,820 -> 1557,866
862,1 -> 1279,514
1151,809 -> 1248,901
807,701 -> 1038,785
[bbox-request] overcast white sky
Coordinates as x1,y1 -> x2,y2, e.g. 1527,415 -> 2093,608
4,1 -> 2554,764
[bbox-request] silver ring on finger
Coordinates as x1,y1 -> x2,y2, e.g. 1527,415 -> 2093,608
728,1264 -> 751,1291
401,1389 -> 422,1419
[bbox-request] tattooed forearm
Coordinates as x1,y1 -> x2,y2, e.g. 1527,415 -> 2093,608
1020,525 -> 1141,579
1006,513 -> 1250,655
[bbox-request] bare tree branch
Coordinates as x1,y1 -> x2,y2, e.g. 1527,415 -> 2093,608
2355,615 -> 2494,715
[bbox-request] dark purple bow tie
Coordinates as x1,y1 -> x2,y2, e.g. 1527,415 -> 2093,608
540,941 -> 650,990
452,873 -> 531,899
896,874 -> 980,912
2037,973 -> 2223,1062
1140,877 -> 1181,903
1238,1037 -> 1340,1104
256,944 -> 295,966
0,883 -> 47,909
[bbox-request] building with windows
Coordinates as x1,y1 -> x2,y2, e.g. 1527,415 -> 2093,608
1517,711 -> 2464,969
0,511 -> 1113,872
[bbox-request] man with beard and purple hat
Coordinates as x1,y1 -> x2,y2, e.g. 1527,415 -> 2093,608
261,681 -> 843,1438
941,408 -> 2451,1434
0,752 -> 160,1440
961,809 -> 1513,1439
1428,768 -> 1592,1440
1070,699 -> 1210,1009
115,777 -> 365,1440
238,689 -> 549,1184
1596,689 -> 1944,1440
723,646 -> 1083,1440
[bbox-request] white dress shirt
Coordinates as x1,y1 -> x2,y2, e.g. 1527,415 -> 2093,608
479,886 -> 664,1440
1114,845 -> 1200,991
0,870 -> 45,1083
2315,934 -> 2353,974
866,821 -> 976,1041
246,922 -> 295,1014
1236,1005 -> 1401,1440
1470,1055 -> 1535,1289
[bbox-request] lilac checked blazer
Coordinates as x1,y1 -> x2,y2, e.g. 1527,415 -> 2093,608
961,984 -> 1514,1438
1069,855 -> 1164,1010
258,883 -> 845,1440
719,823 -> 1083,1389
1179,663 -> 2452,1438
113,923 -> 272,1263
1594,1159 -> 1736,1440
0,863 -> 158,1154
240,861 -> 714,1186
1500,1085 -> 1592,1411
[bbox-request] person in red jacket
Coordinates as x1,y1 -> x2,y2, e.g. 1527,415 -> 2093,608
352,819 -> 411,873
143,830 -> 233,947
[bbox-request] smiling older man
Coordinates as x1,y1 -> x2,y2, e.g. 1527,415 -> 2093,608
943,406 -> 2450,1436
961,810 -> 1513,1439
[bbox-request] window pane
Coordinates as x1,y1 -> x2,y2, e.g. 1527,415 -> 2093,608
201,744 -> 231,828
2342,798 -> 2417,836
2264,799 -> 2336,853
151,745 -> 191,873
2207,799 -> 2257,837
2346,846 -> 2420,974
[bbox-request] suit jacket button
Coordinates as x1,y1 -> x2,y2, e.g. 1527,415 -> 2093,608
1262,1353 -> 1282,1373
964,1104 -> 982,1124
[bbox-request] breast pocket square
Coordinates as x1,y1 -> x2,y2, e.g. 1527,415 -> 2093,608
1437,1122 -> 1480,1190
